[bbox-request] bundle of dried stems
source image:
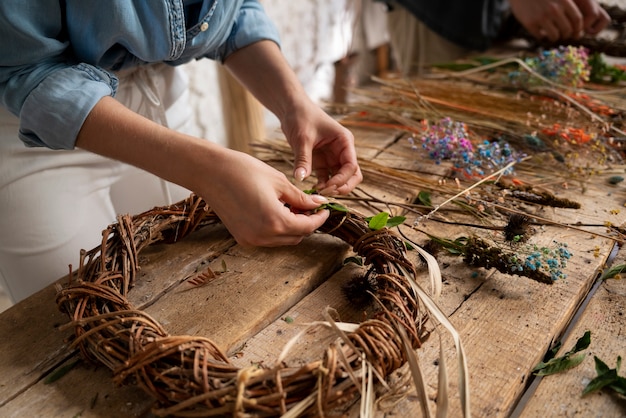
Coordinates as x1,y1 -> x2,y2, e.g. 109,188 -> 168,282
55,194 -> 465,417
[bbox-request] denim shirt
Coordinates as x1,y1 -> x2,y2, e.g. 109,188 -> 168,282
0,0 -> 281,150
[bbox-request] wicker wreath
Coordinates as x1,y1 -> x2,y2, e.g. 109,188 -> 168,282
56,194 -> 429,417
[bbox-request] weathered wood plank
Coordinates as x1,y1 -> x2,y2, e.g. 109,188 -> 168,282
0,223 -> 235,415
0,286 -> 74,408
0,224 -> 350,417
1,359 -> 154,418
388,233 -> 615,417
519,254 -> 626,418
143,232 -> 350,353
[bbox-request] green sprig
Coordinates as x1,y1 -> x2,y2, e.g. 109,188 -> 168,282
532,331 -> 590,376
364,212 -> 406,230
583,355 -> 626,396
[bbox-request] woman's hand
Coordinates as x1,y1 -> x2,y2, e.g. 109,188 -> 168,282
197,148 -> 332,247
77,96 -> 333,247
509,0 -> 609,42
280,98 -> 362,196
224,40 -> 363,196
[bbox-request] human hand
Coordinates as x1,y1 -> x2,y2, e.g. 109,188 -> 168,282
280,99 -> 363,196
200,148 -> 331,247
76,96 -> 331,248
574,0 -> 610,35
509,0 -> 610,42
222,40 -> 362,196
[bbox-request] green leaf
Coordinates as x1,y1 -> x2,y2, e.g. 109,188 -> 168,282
533,352 -> 586,376
600,263 -> 626,281
404,241 -> 415,251
610,376 -> 626,395
386,215 -> 406,228
594,355 -> 611,375
532,331 -> 591,376
445,248 -> 463,255
583,356 -> 626,396
303,189 -> 350,213
572,330 -> 591,353
367,212 -> 389,230
417,191 -> 432,207
322,202 -> 349,212
343,256 -> 363,266
583,367 -> 618,395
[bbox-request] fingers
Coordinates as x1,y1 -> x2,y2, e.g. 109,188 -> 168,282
236,208 -> 330,247
536,20 -> 560,43
282,184 -> 329,211
537,1 -> 582,42
558,0 -> 584,38
517,0 -> 607,42
316,163 -> 363,195
577,1 -> 610,35
292,142 -> 312,183
585,10 -> 609,35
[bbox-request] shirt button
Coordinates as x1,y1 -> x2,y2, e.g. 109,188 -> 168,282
200,22 -> 209,32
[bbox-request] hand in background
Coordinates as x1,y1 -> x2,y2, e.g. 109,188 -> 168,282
509,0 -> 610,42
574,0 -> 611,35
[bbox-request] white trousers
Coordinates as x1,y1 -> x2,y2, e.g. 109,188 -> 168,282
0,64 -> 194,304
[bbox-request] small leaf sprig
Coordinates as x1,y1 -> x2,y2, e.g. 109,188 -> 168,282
365,211 -> 406,230
307,189 -> 407,231
583,355 -> 626,397
532,331 -> 590,376
529,331 -> 626,398
600,263 -> 626,281
588,52 -> 626,85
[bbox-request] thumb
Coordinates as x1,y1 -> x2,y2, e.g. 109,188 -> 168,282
292,143 -> 313,183
283,186 -> 329,211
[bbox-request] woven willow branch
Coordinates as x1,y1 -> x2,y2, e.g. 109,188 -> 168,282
56,194 -> 429,417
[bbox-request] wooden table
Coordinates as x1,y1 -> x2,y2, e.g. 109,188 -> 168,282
1,96 -> 625,417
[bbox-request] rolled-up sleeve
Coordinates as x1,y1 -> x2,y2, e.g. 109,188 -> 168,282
208,0 -> 281,62
0,0 -> 279,149
18,64 -> 117,149
0,3 -> 117,149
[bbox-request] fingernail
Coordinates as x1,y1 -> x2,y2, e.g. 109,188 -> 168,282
311,195 -> 329,204
294,167 -> 306,182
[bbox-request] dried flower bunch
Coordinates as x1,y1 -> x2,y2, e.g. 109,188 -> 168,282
509,46 -> 591,88
409,117 -> 527,177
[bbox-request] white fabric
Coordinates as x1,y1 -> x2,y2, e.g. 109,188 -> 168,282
0,64 -> 194,304
262,0 -> 389,103
387,5 -> 469,75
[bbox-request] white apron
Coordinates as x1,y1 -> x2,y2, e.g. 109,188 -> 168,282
0,64 -> 194,303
